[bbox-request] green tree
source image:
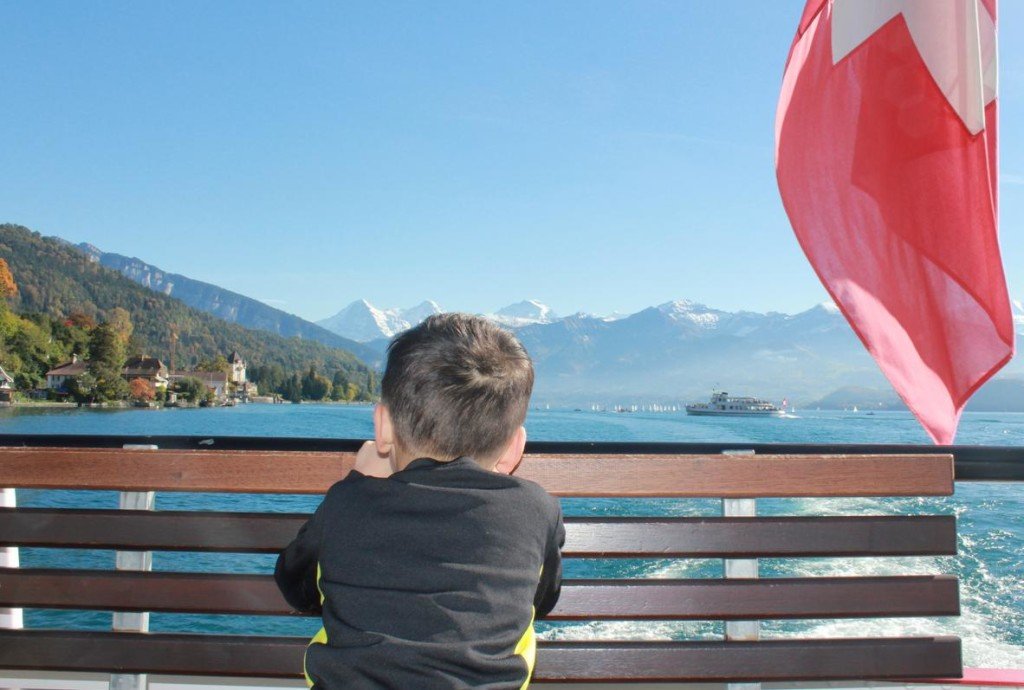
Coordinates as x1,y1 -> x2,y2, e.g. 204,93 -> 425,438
329,382 -> 347,401
68,372 -> 99,403
196,355 -> 230,373
52,317 -> 91,359
174,377 -> 207,403
14,371 -> 41,391
87,323 -> 128,401
284,374 -> 303,403
249,364 -> 286,395
301,365 -> 331,400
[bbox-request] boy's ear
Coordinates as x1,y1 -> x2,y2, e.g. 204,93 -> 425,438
374,404 -> 395,456
493,426 -> 527,475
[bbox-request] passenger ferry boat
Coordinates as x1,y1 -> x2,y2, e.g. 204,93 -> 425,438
685,391 -> 784,416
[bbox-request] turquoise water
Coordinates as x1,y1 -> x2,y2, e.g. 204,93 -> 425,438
3,404 -> 1023,667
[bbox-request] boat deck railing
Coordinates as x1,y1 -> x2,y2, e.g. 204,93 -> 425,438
0,434 -> 1020,479
0,435 -> 1021,689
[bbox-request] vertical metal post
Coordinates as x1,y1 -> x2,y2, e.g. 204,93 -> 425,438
0,487 -> 23,630
110,444 -> 157,690
722,449 -> 760,690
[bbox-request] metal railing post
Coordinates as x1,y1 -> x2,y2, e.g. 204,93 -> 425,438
110,444 -> 157,690
722,449 -> 760,690
0,487 -> 23,631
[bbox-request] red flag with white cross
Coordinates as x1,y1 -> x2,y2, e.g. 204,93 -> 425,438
775,0 -> 1014,443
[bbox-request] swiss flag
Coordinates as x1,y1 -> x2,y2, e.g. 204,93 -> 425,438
775,0 -> 1014,443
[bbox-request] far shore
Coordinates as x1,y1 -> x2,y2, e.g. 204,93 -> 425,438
0,399 -> 375,409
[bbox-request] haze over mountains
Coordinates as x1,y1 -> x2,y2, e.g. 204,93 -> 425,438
70,238 -> 1024,408
320,298 -> 1024,407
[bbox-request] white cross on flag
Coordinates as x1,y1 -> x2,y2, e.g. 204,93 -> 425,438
775,0 -> 1014,443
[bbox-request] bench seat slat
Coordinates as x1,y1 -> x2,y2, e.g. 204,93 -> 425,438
0,630 -> 962,681
0,509 -> 957,557
0,569 -> 960,620
0,448 -> 954,496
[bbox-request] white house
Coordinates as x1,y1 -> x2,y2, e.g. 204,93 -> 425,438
45,355 -> 87,391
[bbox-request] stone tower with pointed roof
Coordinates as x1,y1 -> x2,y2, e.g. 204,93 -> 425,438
228,351 -> 246,384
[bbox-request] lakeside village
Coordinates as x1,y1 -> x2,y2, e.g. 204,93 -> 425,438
43,351 -> 252,407
34,337 -> 377,408
37,347 -> 375,409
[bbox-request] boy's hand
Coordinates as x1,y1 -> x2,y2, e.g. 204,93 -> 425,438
354,441 -> 393,478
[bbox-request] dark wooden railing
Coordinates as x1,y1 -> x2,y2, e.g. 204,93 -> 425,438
0,433 -> 1017,478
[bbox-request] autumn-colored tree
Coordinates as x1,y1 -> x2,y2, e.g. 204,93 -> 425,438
66,311 -> 97,330
0,259 -> 17,299
107,307 -> 133,348
129,377 -> 155,402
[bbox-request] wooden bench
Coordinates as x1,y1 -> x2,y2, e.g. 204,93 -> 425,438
0,441 -> 961,687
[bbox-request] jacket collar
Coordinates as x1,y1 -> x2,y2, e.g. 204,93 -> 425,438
399,455 -> 481,473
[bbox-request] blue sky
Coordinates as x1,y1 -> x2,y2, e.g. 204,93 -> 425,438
2,1 -> 1023,322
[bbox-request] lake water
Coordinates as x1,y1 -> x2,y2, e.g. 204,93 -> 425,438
3,404 -> 1022,668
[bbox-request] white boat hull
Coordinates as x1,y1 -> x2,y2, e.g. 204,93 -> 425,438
686,408 -> 785,417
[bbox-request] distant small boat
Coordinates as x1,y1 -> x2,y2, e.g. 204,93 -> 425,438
685,391 -> 784,417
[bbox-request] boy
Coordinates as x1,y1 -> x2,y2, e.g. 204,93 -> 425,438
275,313 -> 565,689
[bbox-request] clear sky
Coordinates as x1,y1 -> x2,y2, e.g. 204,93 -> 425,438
2,1 -> 1022,322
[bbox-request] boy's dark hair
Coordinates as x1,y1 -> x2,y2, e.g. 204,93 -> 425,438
381,312 -> 534,460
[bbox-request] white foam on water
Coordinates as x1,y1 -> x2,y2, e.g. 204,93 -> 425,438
769,617 -> 1024,669
538,619 -> 717,642
558,493 -> 1024,668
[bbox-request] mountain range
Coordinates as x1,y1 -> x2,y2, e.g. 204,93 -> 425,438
63,235 -> 1024,407
315,298 -> 563,344
319,297 -> 1024,406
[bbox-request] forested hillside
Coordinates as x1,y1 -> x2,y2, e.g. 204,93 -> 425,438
0,224 -> 376,397
74,242 -> 378,364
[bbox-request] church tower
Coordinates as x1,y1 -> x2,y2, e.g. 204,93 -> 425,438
227,351 -> 246,384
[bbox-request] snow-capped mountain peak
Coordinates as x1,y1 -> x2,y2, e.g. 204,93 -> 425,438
317,299 -> 444,342
656,299 -> 721,328
402,300 -> 443,324
491,300 -> 559,327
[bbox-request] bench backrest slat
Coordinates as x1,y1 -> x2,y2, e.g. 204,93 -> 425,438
0,630 -> 964,682
0,448 -> 954,496
0,508 -> 957,557
0,569 -> 960,620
